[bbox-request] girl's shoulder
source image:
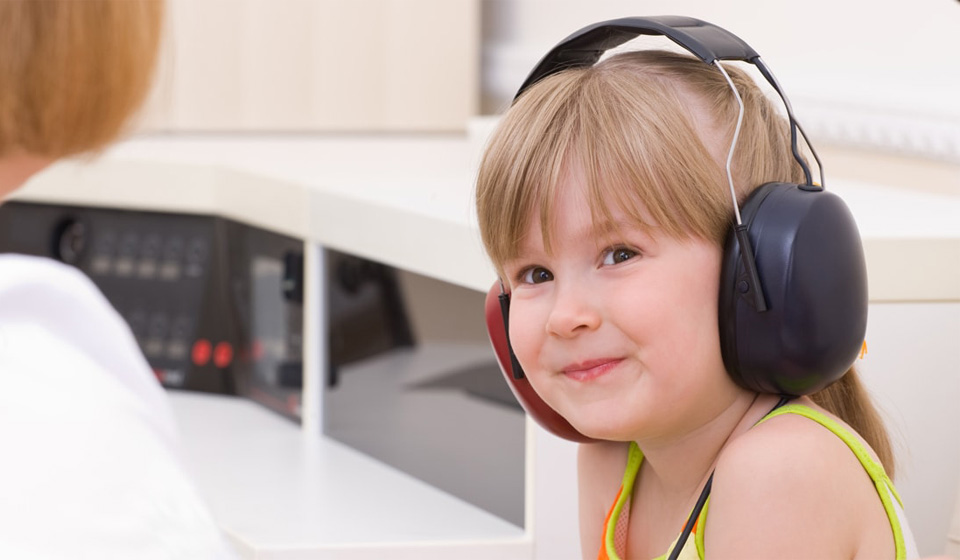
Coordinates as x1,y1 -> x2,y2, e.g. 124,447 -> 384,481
719,400 -> 885,477
706,401 -> 893,558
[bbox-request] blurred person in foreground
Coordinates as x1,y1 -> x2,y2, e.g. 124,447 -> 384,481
0,2 -> 236,557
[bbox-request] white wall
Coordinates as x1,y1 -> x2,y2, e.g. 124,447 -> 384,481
864,303 -> 960,556
480,0 -> 960,164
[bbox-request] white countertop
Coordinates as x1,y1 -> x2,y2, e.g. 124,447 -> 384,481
13,133 -> 960,301
169,392 -> 528,559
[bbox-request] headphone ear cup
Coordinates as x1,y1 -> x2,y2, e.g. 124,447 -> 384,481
484,283 -> 598,443
719,182 -> 868,395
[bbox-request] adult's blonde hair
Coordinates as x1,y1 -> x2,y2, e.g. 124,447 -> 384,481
0,0 -> 164,158
476,50 -> 895,476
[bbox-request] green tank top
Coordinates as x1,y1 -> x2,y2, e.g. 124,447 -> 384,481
599,403 -> 917,560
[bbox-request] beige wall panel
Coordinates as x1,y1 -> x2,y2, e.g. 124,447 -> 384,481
239,0 -> 317,129
310,0 -> 391,129
143,0 -> 478,131
166,0 -> 246,129
381,0 -> 480,129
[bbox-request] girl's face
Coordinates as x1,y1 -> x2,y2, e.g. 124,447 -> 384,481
502,167 -> 745,443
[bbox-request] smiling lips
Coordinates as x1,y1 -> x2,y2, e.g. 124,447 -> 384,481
562,358 -> 624,382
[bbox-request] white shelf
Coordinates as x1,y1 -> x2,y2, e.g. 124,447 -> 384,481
14,134 -> 493,295
168,392 -> 528,559
13,133 -> 959,301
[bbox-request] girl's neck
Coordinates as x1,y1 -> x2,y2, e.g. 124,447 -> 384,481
635,392 -> 783,501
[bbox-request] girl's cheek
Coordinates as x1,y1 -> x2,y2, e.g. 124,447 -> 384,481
507,311 -> 531,360
508,302 -> 546,367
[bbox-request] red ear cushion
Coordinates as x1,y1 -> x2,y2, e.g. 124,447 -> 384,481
484,283 -> 597,443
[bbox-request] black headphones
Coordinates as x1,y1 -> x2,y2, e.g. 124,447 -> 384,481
485,16 -> 868,442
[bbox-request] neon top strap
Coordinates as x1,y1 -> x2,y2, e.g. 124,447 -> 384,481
600,443 -> 707,560
600,443 -> 642,559
599,403 -> 910,560
756,403 -> 908,560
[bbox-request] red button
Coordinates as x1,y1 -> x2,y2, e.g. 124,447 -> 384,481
191,339 -> 212,366
214,342 -> 234,369
251,339 -> 264,361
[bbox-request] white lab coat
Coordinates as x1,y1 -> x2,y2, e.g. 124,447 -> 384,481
0,254 -> 236,559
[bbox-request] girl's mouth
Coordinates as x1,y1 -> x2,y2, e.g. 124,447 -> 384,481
561,358 -> 623,382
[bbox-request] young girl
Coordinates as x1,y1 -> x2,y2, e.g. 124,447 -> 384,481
476,32 -> 921,560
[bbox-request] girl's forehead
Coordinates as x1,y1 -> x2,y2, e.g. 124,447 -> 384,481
544,171 -> 660,235
516,184 -> 661,257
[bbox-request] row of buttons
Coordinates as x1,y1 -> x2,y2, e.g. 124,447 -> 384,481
97,232 -> 208,262
91,256 -> 204,281
127,312 -> 193,341
89,233 -> 208,280
127,312 -> 195,362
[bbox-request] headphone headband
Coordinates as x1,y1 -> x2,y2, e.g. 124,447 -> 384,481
513,15 -> 824,193
515,16 -> 759,100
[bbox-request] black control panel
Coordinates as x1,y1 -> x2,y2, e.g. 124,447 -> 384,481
0,201 -> 304,416
0,201 -> 415,421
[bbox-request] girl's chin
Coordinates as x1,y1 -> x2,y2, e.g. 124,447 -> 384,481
576,427 -> 636,442
565,411 -> 641,442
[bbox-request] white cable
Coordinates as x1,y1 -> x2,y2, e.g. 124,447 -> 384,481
713,60 -> 745,226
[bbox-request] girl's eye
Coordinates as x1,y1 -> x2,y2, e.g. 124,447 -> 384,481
602,247 -> 639,266
521,267 -> 554,285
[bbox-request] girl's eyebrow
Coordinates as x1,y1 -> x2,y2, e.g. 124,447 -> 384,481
591,220 -> 628,235
554,218 -> 636,240
501,219 -> 658,272
591,221 -> 663,254
501,246 -> 540,271
501,256 -> 523,271
592,219 -> 653,239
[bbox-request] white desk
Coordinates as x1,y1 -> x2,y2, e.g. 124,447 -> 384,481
168,392 -> 526,560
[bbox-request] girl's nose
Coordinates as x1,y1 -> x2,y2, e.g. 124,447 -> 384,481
545,283 -> 601,338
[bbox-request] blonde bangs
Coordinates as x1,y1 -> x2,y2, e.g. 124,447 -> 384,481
476,51 -> 742,276
476,70 -> 578,272
574,60 -> 731,245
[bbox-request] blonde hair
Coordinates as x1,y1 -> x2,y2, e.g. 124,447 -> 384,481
476,50 -> 895,476
0,0 -> 164,158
